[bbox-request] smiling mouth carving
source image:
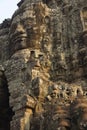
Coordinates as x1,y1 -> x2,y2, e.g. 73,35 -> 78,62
10,32 -> 27,44
9,31 -> 28,55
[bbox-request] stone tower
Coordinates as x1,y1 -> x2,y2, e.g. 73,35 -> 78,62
0,0 -> 87,130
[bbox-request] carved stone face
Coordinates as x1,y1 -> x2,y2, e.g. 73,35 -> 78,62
9,1 -> 49,56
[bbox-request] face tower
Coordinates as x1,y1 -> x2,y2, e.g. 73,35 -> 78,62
0,0 -> 87,130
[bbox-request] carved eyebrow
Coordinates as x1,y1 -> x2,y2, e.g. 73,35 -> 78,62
21,21 -> 36,31
22,17 -> 35,24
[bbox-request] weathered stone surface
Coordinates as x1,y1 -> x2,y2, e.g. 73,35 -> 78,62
0,0 -> 87,130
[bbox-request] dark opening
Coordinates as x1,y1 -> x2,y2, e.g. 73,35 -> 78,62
30,51 -> 35,58
0,70 -> 14,130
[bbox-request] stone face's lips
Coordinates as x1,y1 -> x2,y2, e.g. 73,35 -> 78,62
9,31 -> 28,55
10,32 -> 27,43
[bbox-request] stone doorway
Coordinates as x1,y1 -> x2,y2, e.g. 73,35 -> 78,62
0,70 -> 14,130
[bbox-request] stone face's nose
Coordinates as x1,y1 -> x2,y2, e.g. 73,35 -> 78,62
14,24 -> 26,34
16,24 -> 25,32
9,23 -> 28,56
10,23 -> 27,41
